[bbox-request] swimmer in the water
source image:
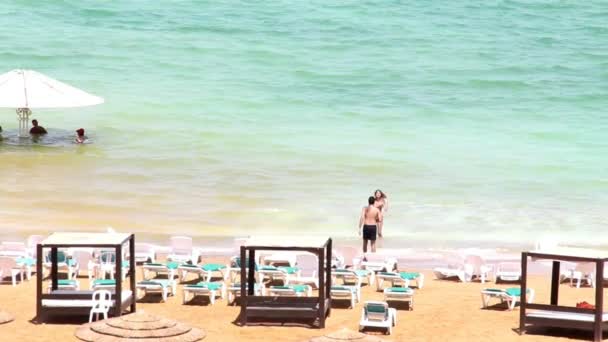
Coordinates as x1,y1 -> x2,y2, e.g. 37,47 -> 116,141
75,128 -> 87,144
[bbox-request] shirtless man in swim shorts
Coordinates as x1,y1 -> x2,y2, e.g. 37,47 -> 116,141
359,196 -> 383,253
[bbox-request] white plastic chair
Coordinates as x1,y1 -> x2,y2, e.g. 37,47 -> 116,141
97,250 -> 127,280
569,262 -> 596,288
89,290 -> 112,322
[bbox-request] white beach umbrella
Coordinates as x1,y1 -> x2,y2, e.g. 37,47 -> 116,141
0,69 -> 104,137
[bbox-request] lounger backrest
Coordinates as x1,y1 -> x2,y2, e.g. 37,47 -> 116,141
45,250 -> 68,263
231,256 -> 258,271
99,251 -> 116,265
0,242 -> 27,256
335,246 -> 360,268
464,255 -> 485,275
0,256 -> 18,274
296,253 -> 318,277
365,302 -> 389,321
574,262 -> 596,274
27,235 -> 45,249
135,243 -> 154,253
497,262 -> 520,273
72,250 -> 93,270
170,236 -> 192,254
444,253 -> 465,269
363,253 -> 387,263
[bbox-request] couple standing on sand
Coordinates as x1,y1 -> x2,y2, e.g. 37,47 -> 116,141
358,189 -> 388,253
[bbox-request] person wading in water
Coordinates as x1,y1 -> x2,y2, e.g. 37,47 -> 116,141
359,196 -> 382,253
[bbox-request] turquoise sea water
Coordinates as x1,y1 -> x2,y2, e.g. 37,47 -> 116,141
0,1 -> 606,247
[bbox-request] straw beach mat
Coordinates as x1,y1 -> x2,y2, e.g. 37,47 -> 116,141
309,328 -> 386,341
75,311 -> 205,341
0,309 -> 14,324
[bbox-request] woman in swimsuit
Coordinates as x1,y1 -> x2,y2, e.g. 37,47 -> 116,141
374,189 -> 388,237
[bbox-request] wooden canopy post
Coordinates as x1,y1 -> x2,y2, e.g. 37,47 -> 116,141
129,234 -> 136,313
550,261 -> 560,305
36,244 -> 43,321
115,243 -> 123,317
318,246 -> 325,328
594,260 -> 604,342
50,247 -> 58,291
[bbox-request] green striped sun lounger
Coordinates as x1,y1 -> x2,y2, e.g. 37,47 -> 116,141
136,279 -> 176,302
143,262 -> 179,280
178,263 -> 227,283
383,287 -> 415,310
376,271 -> 424,291
183,281 -> 226,305
481,287 -> 535,310
268,284 -> 311,297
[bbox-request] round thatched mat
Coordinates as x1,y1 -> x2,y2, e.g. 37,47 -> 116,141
0,310 -> 14,325
75,311 -> 205,341
308,328 -> 386,341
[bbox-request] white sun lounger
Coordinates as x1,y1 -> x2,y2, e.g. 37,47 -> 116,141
267,284 -> 312,297
331,286 -> 359,309
227,283 -> 263,305
481,287 -> 535,310
332,268 -> 374,287
494,262 -> 521,282
0,256 -> 26,286
290,254 -> 319,288
359,301 -> 397,335
71,249 -> 97,282
134,243 -> 156,263
261,252 -> 297,267
168,236 -> 198,264
376,271 -> 424,291
434,254 -> 491,283
360,253 -> 397,273
47,279 -> 80,293
142,262 -> 179,280
0,242 -> 29,258
383,287 -> 415,310
136,279 -> 176,302
178,263 -> 227,282
257,265 -> 299,285
182,282 -> 226,305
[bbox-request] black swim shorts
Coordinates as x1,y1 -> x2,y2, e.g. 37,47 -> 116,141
362,225 -> 377,241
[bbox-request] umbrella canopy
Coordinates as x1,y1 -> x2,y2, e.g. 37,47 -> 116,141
0,69 -> 103,108
0,309 -> 14,324
308,328 -> 386,342
75,311 -> 205,341
0,69 -> 103,136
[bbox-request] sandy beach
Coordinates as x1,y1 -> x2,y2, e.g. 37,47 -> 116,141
0,253 -> 603,342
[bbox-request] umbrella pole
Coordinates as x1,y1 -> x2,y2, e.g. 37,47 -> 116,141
16,108 -> 31,138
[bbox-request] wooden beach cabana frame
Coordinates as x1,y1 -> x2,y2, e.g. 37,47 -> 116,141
519,248 -> 608,341
239,237 -> 332,328
36,232 -> 136,322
